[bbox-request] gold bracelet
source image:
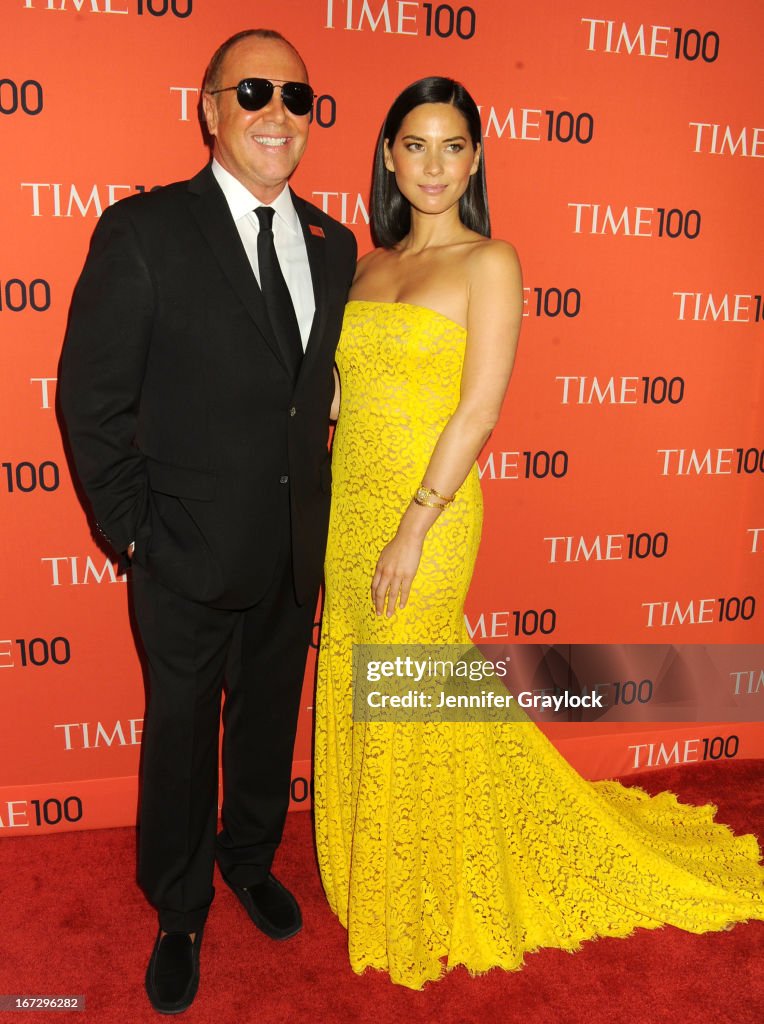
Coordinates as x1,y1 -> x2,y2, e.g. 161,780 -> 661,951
413,485 -> 455,510
424,485 -> 455,503
414,495 -> 448,509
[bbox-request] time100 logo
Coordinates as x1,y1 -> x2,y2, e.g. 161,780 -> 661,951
137,0 -> 192,15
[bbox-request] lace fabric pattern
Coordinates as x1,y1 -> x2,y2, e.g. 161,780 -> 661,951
313,301 -> 764,990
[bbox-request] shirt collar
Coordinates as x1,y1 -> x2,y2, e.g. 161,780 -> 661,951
211,159 -> 300,235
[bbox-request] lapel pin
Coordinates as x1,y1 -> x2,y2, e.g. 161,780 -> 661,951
309,224 -> 325,238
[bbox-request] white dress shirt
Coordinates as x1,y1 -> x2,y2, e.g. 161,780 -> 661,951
211,158 -> 315,349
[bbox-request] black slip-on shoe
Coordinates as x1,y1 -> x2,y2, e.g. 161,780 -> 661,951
145,928 -> 202,1015
221,871 -> 302,940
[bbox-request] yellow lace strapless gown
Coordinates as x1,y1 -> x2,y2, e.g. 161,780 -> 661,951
314,300 -> 764,990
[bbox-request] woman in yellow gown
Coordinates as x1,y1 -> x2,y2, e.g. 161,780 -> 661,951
313,76 -> 764,990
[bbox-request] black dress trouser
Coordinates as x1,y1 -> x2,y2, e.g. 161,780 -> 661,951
130,520 -> 315,934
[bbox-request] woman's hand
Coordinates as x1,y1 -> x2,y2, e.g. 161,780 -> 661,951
372,530 -> 424,617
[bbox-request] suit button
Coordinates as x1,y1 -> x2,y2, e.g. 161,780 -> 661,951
279,475 -> 289,484
289,406 -> 297,417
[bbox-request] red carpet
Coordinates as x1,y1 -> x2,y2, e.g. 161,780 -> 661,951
2,760 -> 763,1024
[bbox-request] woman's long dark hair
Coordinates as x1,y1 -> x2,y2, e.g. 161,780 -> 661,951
371,76 -> 490,249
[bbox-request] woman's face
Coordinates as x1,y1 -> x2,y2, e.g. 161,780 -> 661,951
384,102 -> 480,219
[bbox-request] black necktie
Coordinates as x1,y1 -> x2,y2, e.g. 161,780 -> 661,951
255,206 -> 303,383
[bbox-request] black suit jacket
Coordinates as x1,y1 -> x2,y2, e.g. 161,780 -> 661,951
60,165 -> 357,608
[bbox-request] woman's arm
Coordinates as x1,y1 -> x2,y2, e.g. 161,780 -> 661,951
372,240 -> 523,616
330,365 -> 341,421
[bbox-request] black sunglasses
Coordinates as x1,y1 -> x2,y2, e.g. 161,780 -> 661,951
208,78 -> 314,117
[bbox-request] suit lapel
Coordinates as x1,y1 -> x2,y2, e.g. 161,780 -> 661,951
292,190 -> 329,389
187,166 -> 288,373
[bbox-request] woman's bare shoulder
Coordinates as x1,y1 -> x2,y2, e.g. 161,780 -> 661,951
354,246 -> 390,273
351,246 -> 395,292
466,236 -> 521,275
465,238 -> 523,317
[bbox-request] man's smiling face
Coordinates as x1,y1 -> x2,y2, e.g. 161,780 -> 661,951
203,36 -> 311,204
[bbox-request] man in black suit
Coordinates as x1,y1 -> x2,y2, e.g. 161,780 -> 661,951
60,29 -> 356,1014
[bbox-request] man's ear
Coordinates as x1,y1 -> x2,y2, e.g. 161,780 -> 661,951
202,92 -> 218,137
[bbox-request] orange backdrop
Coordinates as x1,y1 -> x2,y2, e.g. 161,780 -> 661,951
1,0 -> 762,835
